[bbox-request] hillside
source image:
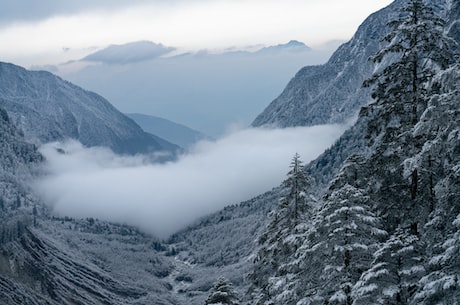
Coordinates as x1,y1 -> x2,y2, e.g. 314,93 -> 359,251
252,0 -> 451,128
0,62 -> 178,155
246,62 -> 460,305
245,0 -> 460,303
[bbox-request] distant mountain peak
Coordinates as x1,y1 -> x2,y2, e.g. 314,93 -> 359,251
256,40 -> 311,54
82,41 -> 176,64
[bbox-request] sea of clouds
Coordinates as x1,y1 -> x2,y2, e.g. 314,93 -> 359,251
35,124 -> 347,237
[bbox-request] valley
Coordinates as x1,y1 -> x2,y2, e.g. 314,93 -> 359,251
1,0 -> 460,304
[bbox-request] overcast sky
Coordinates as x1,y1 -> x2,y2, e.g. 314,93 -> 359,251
0,0 -> 393,66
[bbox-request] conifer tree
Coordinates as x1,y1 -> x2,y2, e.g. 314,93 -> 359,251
205,277 -> 240,305
247,154 -> 313,305
415,214 -> 460,304
279,153 -> 312,227
352,228 -> 425,305
363,0 -> 455,124
313,184 -> 387,305
278,184 -> 387,305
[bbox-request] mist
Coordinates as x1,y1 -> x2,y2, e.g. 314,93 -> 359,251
35,124 -> 347,238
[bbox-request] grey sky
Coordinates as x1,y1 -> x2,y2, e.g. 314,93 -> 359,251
0,0 -> 152,24
0,0 -> 393,67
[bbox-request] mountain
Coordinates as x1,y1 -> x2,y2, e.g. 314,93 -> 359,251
256,40 -> 311,54
82,41 -> 176,65
0,110 -> 178,304
126,113 -> 209,149
245,0 -> 460,303
0,62 -> 179,155
1,1 -> 459,305
251,2 -> 403,128
246,61 -> 460,305
253,0 -> 454,129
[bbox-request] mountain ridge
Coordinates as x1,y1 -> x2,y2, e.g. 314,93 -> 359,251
0,62 -> 179,156
251,1 -> 400,128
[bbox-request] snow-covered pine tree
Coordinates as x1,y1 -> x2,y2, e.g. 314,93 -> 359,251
308,184 -> 387,305
279,153 -> 312,226
256,154 -> 388,305
247,153 -> 313,305
352,228 -> 425,305
363,0 -> 455,124
205,277 -> 240,305
415,213 -> 460,304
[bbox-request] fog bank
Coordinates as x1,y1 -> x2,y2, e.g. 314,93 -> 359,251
35,124 -> 346,237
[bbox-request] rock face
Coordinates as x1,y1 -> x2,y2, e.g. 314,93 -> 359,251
0,62 -> 178,155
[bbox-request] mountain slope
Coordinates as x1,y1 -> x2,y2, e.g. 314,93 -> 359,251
0,62 -> 179,155
252,1 -> 403,128
253,0 -> 454,129
246,59 -> 460,305
126,113 -> 208,149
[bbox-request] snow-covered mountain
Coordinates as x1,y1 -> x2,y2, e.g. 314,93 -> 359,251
1,0 -> 459,304
252,1 -> 403,128
0,62 -> 179,155
245,0 -> 460,303
253,40 -> 311,54
246,60 -> 460,305
126,113 -> 209,149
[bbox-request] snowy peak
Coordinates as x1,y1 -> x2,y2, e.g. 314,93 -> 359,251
82,41 -> 176,64
256,40 -> 311,54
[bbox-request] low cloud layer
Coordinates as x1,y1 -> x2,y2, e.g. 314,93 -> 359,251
35,125 -> 346,237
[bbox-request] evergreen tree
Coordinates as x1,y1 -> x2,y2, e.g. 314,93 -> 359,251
363,0 -> 455,124
352,228 -> 425,305
314,184 -> 387,305
247,154 -> 313,305
282,184 -> 387,305
279,153 -> 312,227
205,277 -> 240,305
415,214 -> 460,304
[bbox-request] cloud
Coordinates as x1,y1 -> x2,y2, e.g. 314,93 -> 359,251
0,0 -> 155,25
34,124 -> 347,238
0,0 -> 393,68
